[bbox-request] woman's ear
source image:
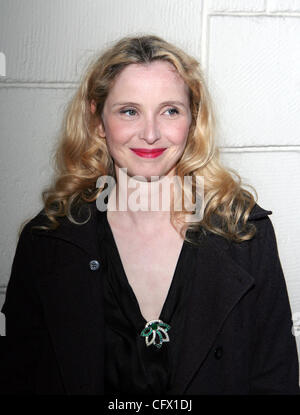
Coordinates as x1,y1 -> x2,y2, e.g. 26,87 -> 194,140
90,100 -> 106,138
98,121 -> 106,138
90,99 -> 97,114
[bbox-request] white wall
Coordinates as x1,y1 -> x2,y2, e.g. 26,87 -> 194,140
0,0 -> 300,377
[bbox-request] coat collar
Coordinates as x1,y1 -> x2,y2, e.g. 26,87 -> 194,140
32,201 -> 272,394
31,200 -> 103,259
31,200 -> 272,254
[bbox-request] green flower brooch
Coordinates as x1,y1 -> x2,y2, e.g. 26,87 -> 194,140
140,319 -> 171,349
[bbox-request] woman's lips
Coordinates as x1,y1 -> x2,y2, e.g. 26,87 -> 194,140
130,148 -> 167,158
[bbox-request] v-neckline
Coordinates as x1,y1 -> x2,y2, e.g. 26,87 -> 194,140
103,209 -> 186,328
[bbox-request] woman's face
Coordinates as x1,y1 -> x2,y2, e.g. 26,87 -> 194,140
97,60 -> 192,180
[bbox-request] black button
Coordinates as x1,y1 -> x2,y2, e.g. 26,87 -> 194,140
89,260 -> 100,271
214,346 -> 223,360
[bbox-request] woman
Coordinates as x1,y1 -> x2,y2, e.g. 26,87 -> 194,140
1,35 -> 299,395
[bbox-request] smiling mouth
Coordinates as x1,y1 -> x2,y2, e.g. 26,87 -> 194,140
130,148 -> 167,158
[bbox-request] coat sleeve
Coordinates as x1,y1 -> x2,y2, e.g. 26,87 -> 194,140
249,216 -> 300,394
0,225 -> 45,394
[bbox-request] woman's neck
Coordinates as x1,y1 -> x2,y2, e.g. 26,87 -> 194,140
106,165 -> 178,233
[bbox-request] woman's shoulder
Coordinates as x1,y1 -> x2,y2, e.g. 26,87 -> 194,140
25,208 -> 53,230
247,203 -> 273,221
22,201 -> 97,236
205,202 -> 273,248
246,202 -> 277,249
215,203 -> 286,290
19,209 -> 66,242
246,202 -> 274,243
206,202 -> 278,275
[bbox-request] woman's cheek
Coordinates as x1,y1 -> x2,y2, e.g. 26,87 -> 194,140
167,123 -> 190,144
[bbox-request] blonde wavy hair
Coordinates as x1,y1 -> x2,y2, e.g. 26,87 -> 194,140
30,34 -> 258,244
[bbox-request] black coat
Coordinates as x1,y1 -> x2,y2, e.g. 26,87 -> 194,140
0,201 -> 299,395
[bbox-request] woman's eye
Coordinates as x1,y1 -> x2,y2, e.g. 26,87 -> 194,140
165,108 -> 179,116
120,109 -> 137,117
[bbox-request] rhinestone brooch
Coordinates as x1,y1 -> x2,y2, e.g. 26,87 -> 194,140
140,319 -> 171,349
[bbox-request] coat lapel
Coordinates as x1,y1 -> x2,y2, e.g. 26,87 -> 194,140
168,233 -> 255,394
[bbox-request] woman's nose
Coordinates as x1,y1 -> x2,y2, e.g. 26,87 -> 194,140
141,116 -> 161,144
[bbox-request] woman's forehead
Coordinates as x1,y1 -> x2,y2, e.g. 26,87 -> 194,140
107,61 -> 189,99
117,61 -> 181,81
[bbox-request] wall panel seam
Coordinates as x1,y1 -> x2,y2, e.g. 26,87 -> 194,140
208,12 -> 300,17
221,146 -> 300,152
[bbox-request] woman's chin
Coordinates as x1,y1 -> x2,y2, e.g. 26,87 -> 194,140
117,166 -> 174,182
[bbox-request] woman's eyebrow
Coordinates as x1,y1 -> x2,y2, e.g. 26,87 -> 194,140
111,100 -> 187,108
160,100 -> 187,107
112,101 -> 139,108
